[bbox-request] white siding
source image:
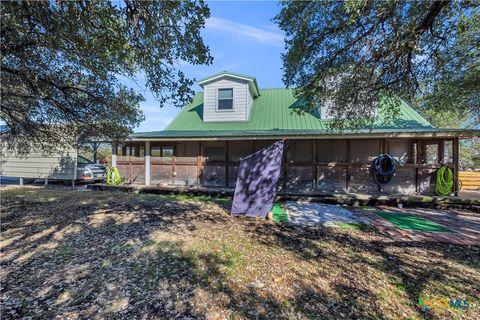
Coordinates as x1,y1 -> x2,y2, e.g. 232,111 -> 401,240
202,76 -> 254,122
246,88 -> 253,120
1,141 -> 77,179
318,98 -> 335,119
318,97 -> 377,120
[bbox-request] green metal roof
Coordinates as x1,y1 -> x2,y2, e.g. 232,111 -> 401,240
131,88 -> 450,139
171,88 -> 431,129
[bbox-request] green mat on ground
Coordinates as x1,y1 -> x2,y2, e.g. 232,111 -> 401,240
272,203 -> 288,222
374,211 -> 454,233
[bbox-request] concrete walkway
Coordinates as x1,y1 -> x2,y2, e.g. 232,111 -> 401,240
286,202 -> 370,227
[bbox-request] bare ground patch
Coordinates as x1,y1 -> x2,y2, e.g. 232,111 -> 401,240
1,188 -> 479,319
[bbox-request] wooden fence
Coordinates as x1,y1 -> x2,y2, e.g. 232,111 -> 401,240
459,171 -> 480,190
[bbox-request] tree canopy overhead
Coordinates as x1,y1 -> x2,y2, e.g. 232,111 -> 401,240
275,0 -> 479,130
1,0 -> 213,147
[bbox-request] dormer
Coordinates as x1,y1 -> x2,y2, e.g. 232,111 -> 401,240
198,71 -> 260,122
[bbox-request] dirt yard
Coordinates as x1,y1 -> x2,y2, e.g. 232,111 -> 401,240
1,188 -> 479,319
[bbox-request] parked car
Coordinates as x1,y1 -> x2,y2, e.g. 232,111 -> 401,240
65,155 -> 106,185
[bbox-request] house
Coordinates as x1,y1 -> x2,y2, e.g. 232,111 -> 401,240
0,131 -> 110,185
113,71 -> 478,195
1,136 -> 78,183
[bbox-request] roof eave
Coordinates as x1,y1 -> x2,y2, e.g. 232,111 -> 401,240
197,72 -> 260,97
129,129 -> 480,141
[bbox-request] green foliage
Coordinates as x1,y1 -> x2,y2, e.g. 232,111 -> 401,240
96,145 -> 113,163
1,0 -> 212,147
414,98 -> 478,170
78,143 -> 112,163
106,167 -> 122,186
275,1 -> 479,130
419,6 -> 480,126
460,139 -> 480,169
421,109 -> 468,129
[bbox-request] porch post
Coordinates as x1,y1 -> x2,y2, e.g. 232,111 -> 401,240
198,142 -> 203,187
111,143 -> 117,167
145,141 -> 151,186
313,139 -> 317,191
453,137 -> 459,196
346,139 -> 351,192
415,139 -> 419,194
225,141 -> 229,187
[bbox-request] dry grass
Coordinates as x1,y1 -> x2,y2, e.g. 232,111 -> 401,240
1,187 -> 479,319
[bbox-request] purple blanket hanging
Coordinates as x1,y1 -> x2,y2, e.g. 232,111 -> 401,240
231,140 -> 285,218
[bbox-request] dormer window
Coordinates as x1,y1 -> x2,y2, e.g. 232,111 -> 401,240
218,88 -> 233,111
197,71 -> 259,122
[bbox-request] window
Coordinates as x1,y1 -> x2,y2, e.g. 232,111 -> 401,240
229,141 -> 254,162
317,140 -> 347,163
444,140 -> 453,164
287,140 -> 313,164
218,88 -> 233,110
77,155 -> 93,165
425,143 -> 439,164
205,147 -> 225,162
161,146 -> 174,157
150,147 -> 161,157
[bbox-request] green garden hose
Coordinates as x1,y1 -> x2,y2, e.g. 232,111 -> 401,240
436,166 -> 455,196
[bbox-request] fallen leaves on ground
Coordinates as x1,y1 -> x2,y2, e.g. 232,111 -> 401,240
1,188 -> 479,319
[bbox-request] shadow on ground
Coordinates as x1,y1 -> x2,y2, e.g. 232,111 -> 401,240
245,220 -> 479,319
1,188 -> 478,319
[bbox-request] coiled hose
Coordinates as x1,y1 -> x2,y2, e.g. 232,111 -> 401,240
436,166 -> 456,196
371,154 -> 398,191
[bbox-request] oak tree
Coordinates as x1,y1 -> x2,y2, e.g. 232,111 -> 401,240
275,0 -> 479,130
1,0 -> 213,148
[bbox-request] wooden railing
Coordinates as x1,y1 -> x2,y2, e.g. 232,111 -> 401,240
117,156 -> 201,186
115,154 -> 459,195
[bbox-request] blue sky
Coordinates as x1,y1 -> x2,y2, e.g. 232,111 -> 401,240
125,1 -> 285,133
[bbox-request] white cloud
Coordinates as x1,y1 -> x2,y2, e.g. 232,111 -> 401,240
205,17 -> 284,48
146,116 -> 173,125
137,115 -> 174,132
219,62 -> 243,71
175,51 -> 225,68
141,104 -> 164,114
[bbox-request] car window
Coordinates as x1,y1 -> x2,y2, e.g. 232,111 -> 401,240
78,156 -> 93,164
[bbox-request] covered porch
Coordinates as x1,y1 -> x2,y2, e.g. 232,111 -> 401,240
111,130 -> 474,196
